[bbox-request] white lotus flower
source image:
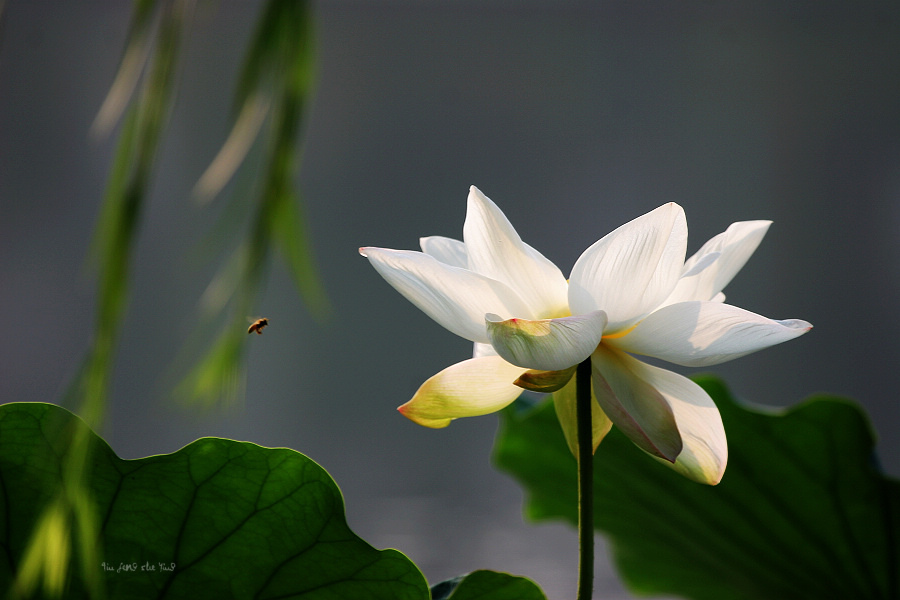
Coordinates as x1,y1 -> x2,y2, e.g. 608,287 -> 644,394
360,186 -> 811,484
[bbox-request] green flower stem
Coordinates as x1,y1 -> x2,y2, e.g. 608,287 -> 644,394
576,356 -> 594,600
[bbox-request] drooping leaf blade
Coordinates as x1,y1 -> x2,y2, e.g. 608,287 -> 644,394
0,402 -> 428,599
182,0 -> 327,409
90,0 -> 158,138
84,0 -> 189,422
494,375 -> 900,600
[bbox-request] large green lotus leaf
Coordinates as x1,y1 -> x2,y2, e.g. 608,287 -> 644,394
430,570 -> 546,600
0,402 -> 428,599
494,375 -> 900,600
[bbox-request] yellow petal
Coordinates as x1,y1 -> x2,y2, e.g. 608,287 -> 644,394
552,374 -> 613,457
398,356 -> 528,428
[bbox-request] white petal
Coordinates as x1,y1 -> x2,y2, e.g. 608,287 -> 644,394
591,345 -> 683,462
569,203 -> 687,331
552,375 -> 613,457
398,356 -> 528,428
613,301 -> 813,367
613,357 -> 727,484
485,310 -> 607,371
681,251 -> 720,278
420,236 -> 468,268
360,247 -> 534,343
662,220 -> 770,306
463,186 -> 569,318
473,342 -> 498,358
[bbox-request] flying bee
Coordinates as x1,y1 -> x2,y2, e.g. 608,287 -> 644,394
247,317 -> 269,335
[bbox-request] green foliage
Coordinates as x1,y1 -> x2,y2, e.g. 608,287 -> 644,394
0,403 -> 428,599
86,0 -> 188,424
184,0 -> 328,407
430,570 -> 547,600
36,6 -> 193,595
85,0 -> 329,410
494,375 -> 900,600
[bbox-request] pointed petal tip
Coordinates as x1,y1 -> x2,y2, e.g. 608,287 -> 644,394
743,219 -> 773,229
776,318 -> 813,335
661,201 -> 686,216
466,185 -> 494,213
397,402 -> 452,429
674,454 -> 727,485
359,247 -> 370,257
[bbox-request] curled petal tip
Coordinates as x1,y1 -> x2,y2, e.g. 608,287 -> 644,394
777,318 -> 814,336
486,310 -> 607,372
358,247 -> 370,257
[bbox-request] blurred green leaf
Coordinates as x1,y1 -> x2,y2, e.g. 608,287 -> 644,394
85,0 -> 187,422
268,188 -> 328,314
430,570 -> 547,600
234,0 -> 314,107
91,0 -> 158,138
494,375 -> 900,600
40,5 -> 190,596
183,0 -> 327,408
175,325 -> 247,409
242,0 -> 328,317
0,402 -> 429,599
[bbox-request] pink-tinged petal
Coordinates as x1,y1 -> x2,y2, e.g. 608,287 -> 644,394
360,247 -> 534,343
463,186 -> 569,318
613,301 -> 813,367
662,220 -> 770,306
569,203 -> 688,331
613,357 -> 727,484
419,235 -> 468,268
514,365 -> 577,393
591,345 -> 683,462
552,375 -> 613,457
397,356 -> 528,428
486,310 -> 608,371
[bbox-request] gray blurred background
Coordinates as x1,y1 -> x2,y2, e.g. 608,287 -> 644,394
2,2 -> 899,598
